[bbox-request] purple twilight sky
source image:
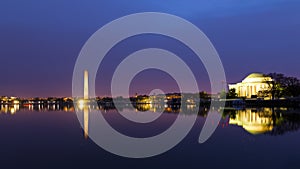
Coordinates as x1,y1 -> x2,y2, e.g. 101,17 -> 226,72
0,0 -> 299,97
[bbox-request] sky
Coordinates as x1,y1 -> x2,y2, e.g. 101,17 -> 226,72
0,0 -> 299,97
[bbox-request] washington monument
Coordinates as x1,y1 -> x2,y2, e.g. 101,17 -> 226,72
84,70 -> 89,100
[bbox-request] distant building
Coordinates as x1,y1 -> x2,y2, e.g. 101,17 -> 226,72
229,73 -> 273,98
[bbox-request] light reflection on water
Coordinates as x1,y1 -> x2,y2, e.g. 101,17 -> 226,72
1,103 -> 300,137
224,107 -> 300,136
0,103 -> 300,168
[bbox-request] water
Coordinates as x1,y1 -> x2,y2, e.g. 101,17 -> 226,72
1,104 -> 300,169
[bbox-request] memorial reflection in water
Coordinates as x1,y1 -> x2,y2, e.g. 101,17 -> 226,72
1,101 -> 300,137
227,107 -> 300,135
229,108 -> 275,134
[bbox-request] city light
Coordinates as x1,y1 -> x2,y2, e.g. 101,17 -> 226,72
78,99 -> 85,110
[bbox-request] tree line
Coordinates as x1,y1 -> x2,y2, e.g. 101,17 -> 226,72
259,73 -> 300,100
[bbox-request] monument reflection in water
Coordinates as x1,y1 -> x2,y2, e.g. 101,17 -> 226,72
1,101 -> 300,168
229,108 -> 275,135
1,101 -> 300,137
228,107 -> 300,136
77,100 -> 90,139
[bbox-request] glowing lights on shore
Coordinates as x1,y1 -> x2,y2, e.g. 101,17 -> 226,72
78,99 -> 85,110
13,100 -> 20,104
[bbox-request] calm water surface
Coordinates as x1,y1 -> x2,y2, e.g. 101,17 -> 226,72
0,104 -> 300,169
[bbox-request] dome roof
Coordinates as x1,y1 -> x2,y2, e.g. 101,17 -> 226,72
245,73 -> 265,79
241,73 -> 272,83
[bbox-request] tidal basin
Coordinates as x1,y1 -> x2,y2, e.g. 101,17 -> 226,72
1,103 -> 300,169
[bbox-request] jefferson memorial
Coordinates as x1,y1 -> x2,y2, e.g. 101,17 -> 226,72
229,73 -> 273,98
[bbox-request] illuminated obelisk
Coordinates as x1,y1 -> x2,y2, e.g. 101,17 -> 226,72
84,70 -> 89,100
83,70 -> 89,139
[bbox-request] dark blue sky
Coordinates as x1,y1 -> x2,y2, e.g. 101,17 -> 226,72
0,0 -> 299,97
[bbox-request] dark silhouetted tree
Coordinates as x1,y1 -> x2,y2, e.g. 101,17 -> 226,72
262,73 -> 300,99
227,88 -> 238,99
